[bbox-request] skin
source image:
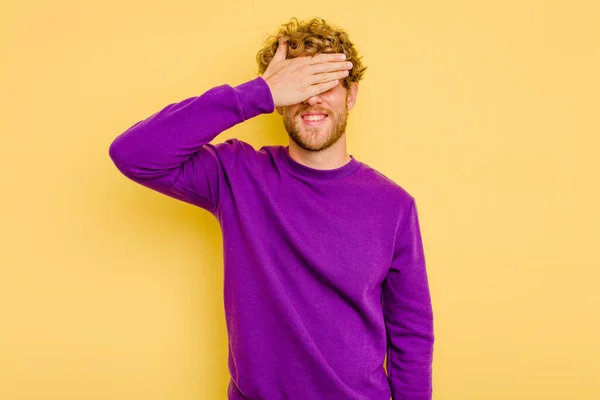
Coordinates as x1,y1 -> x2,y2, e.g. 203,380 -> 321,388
276,81 -> 359,171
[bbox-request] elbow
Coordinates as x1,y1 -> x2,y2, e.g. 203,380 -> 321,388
108,135 -> 136,176
108,119 -> 146,169
108,137 -> 120,164
108,137 -> 125,168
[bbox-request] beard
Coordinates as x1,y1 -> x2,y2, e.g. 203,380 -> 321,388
283,104 -> 349,152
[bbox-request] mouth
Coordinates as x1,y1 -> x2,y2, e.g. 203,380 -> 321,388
301,113 -> 329,126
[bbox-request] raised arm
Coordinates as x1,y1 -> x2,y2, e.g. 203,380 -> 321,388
108,76 -> 274,215
108,36 -> 351,215
382,198 -> 435,400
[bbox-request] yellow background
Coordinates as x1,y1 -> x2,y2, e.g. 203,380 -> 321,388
2,1 -> 599,399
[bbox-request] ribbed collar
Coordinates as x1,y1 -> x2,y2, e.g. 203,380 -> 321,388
280,145 -> 361,180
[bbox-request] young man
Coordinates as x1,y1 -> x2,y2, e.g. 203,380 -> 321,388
109,17 -> 434,400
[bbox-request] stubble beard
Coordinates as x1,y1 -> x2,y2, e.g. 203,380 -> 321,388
283,106 -> 349,152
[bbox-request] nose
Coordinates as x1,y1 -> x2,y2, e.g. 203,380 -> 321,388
302,94 -> 323,106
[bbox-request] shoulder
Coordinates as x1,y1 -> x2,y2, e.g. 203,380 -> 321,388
355,161 -> 415,207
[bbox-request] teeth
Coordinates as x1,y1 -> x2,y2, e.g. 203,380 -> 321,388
304,115 -> 326,121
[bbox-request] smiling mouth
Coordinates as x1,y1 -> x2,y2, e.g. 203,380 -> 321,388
301,114 -> 329,125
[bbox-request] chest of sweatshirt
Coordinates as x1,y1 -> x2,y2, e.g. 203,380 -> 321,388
215,147 -> 407,299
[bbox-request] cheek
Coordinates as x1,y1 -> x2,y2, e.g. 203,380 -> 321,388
284,108 -> 298,118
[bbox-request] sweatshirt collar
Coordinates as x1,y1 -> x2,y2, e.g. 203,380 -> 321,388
280,145 -> 361,180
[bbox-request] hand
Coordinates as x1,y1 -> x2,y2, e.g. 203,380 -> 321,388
261,36 -> 352,108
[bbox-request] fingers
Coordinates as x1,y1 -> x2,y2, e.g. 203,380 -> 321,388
307,69 -> 349,86
308,79 -> 340,97
292,52 -> 346,66
272,36 -> 288,62
310,61 -> 353,74
308,52 -> 346,63
299,56 -> 352,87
305,60 -> 351,86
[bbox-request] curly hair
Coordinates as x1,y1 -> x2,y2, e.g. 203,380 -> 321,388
256,17 -> 367,90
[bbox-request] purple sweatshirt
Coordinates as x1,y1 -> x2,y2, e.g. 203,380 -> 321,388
108,76 -> 434,400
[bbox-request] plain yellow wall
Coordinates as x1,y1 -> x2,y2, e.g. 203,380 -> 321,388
1,1 -> 599,399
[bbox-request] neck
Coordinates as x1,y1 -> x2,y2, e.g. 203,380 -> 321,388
287,138 -> 351,170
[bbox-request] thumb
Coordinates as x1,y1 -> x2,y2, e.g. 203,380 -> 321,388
272,36 -> 288,62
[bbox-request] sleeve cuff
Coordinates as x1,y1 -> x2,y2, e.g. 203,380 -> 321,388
233,76 -> 275,119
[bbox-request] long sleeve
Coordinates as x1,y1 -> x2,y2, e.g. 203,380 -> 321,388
382,198 -> 435,400
108,75 -> 275,215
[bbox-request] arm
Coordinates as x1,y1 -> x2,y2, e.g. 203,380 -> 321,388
108,76 -> 274,215
382,198 -> 435,400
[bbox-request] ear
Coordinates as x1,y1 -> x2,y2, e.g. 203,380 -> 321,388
346,83 -> 359,111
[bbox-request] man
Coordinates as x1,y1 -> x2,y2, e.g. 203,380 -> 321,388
109,17 -> 434,400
